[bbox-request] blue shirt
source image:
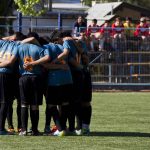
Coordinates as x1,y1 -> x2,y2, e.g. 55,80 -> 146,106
44,43 -> 73,86
0,40 -> 18,74
63,40 -> 82,71
18,43 -> 49,75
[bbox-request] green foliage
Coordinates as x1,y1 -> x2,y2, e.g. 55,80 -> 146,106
14,0 -> 47,16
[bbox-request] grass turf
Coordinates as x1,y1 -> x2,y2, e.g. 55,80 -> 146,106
0,92 -> 150,150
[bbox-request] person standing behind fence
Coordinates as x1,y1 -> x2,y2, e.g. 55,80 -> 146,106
73,16 -> 87,37
97,20 -> 112,51
86,19 -> 99,51
123,17 -> 135,38
134,17 -> 149,50
112,17 -> 125,39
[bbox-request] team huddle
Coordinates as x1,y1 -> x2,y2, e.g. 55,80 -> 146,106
0,31 -> 92,136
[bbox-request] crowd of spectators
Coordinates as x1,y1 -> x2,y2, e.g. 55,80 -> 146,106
73,16 -> 150,52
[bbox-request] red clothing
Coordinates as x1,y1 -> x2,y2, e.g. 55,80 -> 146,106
112,23 -> 124,36
134,23 -> 149,37
87,25 -> 99,36
99,25 -> 112,35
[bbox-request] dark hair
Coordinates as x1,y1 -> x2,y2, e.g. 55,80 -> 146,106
14,32 -> 26,41
38,36 -> 49,46
27,32 -> 39,41
58,31 -> 72,38
92,19 -> 97,23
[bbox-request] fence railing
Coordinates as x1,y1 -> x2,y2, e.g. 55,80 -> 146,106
0,24 -> 149,85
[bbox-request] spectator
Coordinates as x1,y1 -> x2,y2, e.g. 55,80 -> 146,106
112,17 -> 125,39
112,17 -> 126,50
73,16 -> 86,37
123,17 -> 135,38
98,20 -> 112,50
134,17 -> 149,50
87,19 -> 99,51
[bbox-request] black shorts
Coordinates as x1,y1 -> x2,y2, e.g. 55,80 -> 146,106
19,75 -> 43,105
46,84 -> 73,105
71,69 -> 84,103
13,74 -> 21,101
0,73 -> 14,103
82,68 -> 92,102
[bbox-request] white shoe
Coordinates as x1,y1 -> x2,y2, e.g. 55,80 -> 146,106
75,129 -> 82,136
19,130 -> 27,136
53,130 -> 60,136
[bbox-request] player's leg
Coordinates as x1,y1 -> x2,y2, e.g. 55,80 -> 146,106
30,105 -> 39,135
0,74 -> 14,135
81,68 -> 92,135
7,100 -> 15,132
45,86 -> 62,134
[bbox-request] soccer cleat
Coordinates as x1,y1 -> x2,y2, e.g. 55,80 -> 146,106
44,126 -> 51,134
51,125 -> 58,133
7,126 -> 15,133
7,128 -> 15,133
57,130 -> 66,137
0,130 -> 9,135
75,129 -> 82,136
28,127 -> 32,133
31,130 -> 40,136
52,130 -> 60,136
19,130 -> 27,136
16,128 -> 22,133
82,128 -> 90,136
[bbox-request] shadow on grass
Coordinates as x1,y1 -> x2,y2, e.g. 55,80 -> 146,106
89,131 -> 150,137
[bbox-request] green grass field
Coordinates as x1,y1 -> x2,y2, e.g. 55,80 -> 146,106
1,92 -> 150,150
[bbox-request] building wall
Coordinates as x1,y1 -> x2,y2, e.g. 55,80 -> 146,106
116,7 -> 141,20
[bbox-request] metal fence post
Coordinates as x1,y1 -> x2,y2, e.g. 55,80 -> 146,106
58,12 -> 62,31
17,12 -> 22,32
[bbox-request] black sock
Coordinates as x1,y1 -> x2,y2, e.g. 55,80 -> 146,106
68,103 -> 75,132
7,101 -> 13,128
0,103 -> 9,131
45,106 -> 51,126
30,109 -> 39,132
21,107 -> 28,131
74,103 -> 82,130
51,106 -> 61,130
17,101 -> 22,129
82,105 -> 92,125
60,105 -> 69,131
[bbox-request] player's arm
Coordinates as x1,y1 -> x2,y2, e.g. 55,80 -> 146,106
21,37 -> 41,46
23,55 -> 50,69
0,55 -> 17,67
52,48 -> 69,64
2,35 -> 16,41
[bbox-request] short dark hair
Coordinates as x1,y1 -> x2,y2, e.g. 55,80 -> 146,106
92,19 -> 97,23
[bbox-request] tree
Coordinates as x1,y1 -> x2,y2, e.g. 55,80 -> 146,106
14,0 -> 48,16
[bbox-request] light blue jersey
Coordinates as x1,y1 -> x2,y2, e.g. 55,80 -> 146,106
44,43 -> 73,86
0,40 -> 18,73
18,43 -> 49,75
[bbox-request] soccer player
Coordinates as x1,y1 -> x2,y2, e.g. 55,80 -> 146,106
75,40 -> 92,135
2,32 -> 26,133
18,43 -> 50,136
42,40 -> 73,135
0,40 -> 19,135
53,31 -> 85,135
